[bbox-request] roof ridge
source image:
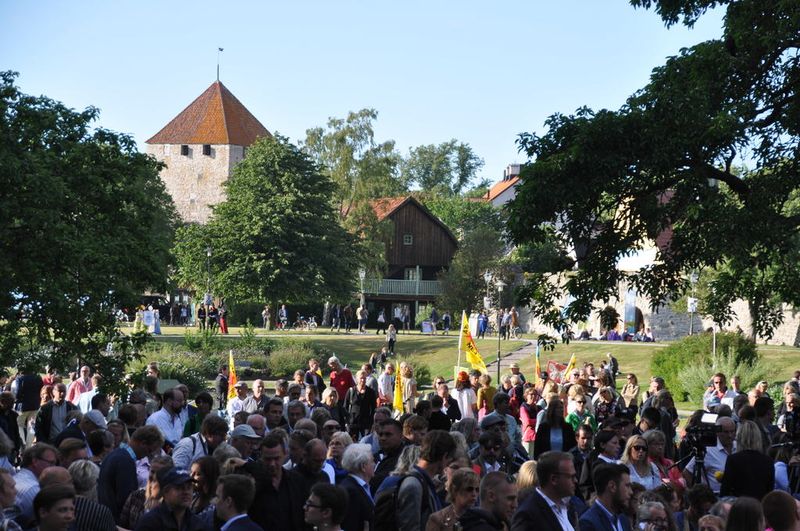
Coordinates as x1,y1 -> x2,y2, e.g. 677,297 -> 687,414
217,81 -> 230,144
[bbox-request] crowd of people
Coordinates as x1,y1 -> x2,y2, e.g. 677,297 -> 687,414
0,351 -> 799,531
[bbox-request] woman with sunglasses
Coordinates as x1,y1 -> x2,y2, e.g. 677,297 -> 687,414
622,435 -> 662,490
426,468 -> 480,531
643,429 -> 685,493
565,394 -> 598,433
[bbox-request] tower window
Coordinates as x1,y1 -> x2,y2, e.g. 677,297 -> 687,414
180,145 -> 189,156
202,144 -> 211,156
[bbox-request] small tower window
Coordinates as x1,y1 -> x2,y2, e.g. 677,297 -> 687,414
403,234 -> 413,246
180,145 -> 189,156
202,144 -> 211,156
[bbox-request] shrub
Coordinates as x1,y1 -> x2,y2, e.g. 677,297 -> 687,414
677,352 -> 775,403
394,355 -> 432,389
415,305 -> 433,327
129,351 -> 216,395
651,331 -> 758,400
268,339 -> 330,378
183,328 -> 225,354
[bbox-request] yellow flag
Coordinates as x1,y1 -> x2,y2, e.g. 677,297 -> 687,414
461,312 -> 487,373
227,350 -> 238,400
565,353 -> 577,377
534,344 -> 541,385
392,369 -> 404,415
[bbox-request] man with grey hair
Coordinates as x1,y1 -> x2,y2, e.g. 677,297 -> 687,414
68,461 -> 116,530
34,382 -> 77,444
339,443 -> 375,531
637,501 -> 668,531
286,400 -> 307,431
328,356 -> 354,405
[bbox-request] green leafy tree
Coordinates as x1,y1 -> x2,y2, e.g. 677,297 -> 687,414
403,140 -> 485,196
0,72 -> 176,385
173,134 -> 359,305
425,195 -> 505,237
507,0 -> 800,339
303,109 -> 406,274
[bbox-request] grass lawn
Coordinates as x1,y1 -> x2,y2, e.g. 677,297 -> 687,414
147,325 -> 527,387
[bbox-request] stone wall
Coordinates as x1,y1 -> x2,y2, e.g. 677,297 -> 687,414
146,143 -> 245,223
518,280 -> 800,346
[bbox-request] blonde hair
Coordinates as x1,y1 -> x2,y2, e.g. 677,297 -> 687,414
516,460 -> 538,491
621,435 -> 647,464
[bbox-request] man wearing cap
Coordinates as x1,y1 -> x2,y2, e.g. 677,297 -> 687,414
52,409 -> 107,449
172,415 -> 229,470
482,393 -> 522,446
229,424 -> 262,461
227,381 -> 250,430
508,363 -> 527,384
145,388 -> 185,448
134,467 -> 206,531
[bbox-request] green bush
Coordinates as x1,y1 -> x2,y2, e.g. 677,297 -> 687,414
394,355 -> 432,389
415,305 -> 433,327
183,328 -> 225,354
677,352 -> 774,403
651,332 -> 758,400
268,339 -> 330,378
130,351 -> 216,395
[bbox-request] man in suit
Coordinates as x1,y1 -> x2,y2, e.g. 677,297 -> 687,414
34,383 -> 78,445
512,451 -> 579,531
215,474 -> 263,530
578,463 -> 633,531
339,443 -> 374,531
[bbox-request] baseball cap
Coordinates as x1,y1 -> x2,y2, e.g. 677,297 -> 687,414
509,363 -> 520,369
231,424 -> 261,440
480,414 -> 506,430
233,381 -> 248,389
156,467 -> 192,488
84,410 -> 107,429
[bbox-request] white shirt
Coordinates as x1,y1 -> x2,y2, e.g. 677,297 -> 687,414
145,407 -> 184,445
685,441 -> 734,493
454,387 -> 477,419
378,372 -> 395,401
536,488 -> 574,531
172,433 -> 211,471
627,462 -> 662,490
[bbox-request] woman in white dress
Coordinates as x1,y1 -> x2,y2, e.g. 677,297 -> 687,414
453,371 -> 477,419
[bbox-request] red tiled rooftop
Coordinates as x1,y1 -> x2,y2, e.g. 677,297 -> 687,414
146,81 -> 270,146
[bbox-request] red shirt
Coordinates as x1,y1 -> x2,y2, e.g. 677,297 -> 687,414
330,369 -> 354,401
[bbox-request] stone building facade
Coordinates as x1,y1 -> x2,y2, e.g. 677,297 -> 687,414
145,81 -> 269,223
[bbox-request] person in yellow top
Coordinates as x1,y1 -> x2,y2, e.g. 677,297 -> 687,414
476,374 -> 496,416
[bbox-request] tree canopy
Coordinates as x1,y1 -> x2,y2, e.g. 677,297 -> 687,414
402,140 -> 486,196
173,134 -> 359,305
507,0 -> 800,339
0,71 -> 176,384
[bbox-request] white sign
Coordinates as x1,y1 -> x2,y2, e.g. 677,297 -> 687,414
687,297 -> 698,313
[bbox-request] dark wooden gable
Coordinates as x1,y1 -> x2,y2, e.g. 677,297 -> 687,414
383,197 -> 458,268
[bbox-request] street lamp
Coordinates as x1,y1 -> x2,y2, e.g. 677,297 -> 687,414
688,271 -> 698,335
495,278 -> 506,383
205,246 -> 212,304
358,268 -> 366,307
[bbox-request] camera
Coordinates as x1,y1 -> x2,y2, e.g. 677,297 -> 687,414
685,412 -> 720,448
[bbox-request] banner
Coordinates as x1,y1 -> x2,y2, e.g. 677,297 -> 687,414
564,353 -> 577,378
545,360 -> 568,384
227,350 -> 238,399
460,311 -> 487,373
534,344 -> 542,385
393,369 -> 404,415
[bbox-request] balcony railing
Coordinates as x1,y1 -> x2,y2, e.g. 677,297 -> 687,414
363,278 -> 441,297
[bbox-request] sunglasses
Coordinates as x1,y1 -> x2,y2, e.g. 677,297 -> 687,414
632,445 -> 648,452
576,400 -> 586,404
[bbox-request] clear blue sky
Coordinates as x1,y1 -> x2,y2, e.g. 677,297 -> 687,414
1,1 -> 725,185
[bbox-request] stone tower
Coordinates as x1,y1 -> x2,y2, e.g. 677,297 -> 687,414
146,81 -> 270,223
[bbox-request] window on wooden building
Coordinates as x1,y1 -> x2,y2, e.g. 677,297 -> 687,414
403,234 -> 413,245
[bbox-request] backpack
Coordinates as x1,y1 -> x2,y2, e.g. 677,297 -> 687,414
373,470 -> 430,531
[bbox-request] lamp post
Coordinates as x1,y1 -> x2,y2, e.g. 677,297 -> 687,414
205,246 -> 212,304
688,271 -> 698,335
358,268 -> 366,308
495,279 -> 505,383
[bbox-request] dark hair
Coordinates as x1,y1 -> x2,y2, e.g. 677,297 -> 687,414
86,430 -> 112,456
34,485 -> 75,521
218,474 -> 256,513
640,407 -> 662,427
191,456 -> 220,497
201,415 -> 229,437
310,483 -> 349,525
267,397 -> 284,409
594,430 -> 617,452
431,395 -> 444,408
492,392 -> 510,408
576,424 -> 594,437
403,414 -> 428,435
754,396 -> 774,417
536,451 -> 573,485
592,463 -> 629,496
21,443 -> 59,468
726,496 -> 764,531
194,392 -> 213,407
117,404 -> 138,426
379,419 -> 403,433
687,484 -> 717,511
738,404 -> 756,421
90,393 -> 108,410
262,432 -> 287,452
420,430 -> 456,463
762,490 -> 797,531
414,401 -> 432,417
130,425 -> 165,447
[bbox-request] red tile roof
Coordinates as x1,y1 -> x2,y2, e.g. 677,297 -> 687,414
371,197 -> 409,220
146,81 -> 270,146
485,176 -> 520,201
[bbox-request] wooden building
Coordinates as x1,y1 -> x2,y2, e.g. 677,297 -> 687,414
362,196 -> 457,326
